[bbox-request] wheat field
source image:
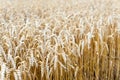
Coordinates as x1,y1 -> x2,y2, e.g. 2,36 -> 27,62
0,0 -> 120,80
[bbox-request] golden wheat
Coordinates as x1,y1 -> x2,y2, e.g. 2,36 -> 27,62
0,0 -> 120,80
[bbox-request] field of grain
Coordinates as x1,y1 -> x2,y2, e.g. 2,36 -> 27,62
0,0 -> 120,80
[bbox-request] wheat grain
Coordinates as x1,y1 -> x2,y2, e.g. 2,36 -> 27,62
0,0 -> 120,80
